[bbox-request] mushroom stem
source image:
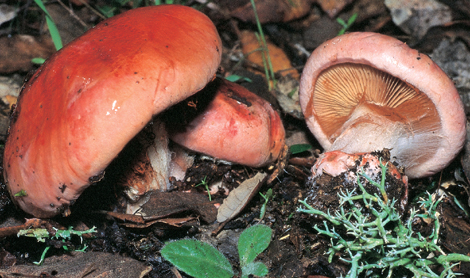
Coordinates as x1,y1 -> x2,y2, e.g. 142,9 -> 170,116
330,104 -> 406,152
328,103 -> 440,172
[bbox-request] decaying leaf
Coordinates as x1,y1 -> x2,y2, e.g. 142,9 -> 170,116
385,0 -> 452,40
138,191 -> 217,223
229,0 -> 312,23
0,35 -> 55,73
240,30 -> 300,80
275,75 -> 303,119
316,0 -> 354,18
121,216 -> 198,229
1,251 -> 151,278
0,4 -> 17,26
217,172 -> 268,223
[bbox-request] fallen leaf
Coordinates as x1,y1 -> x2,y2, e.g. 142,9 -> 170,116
217,172 -> 268,223
385,0 -> 452,40
275,75 -> 303,119
316,0 -> 354,18
240,30 -> 300,80
140,191 -> 217,224
0,35 -> 55,73
121,216 -> 198,229
230,0 -> 312,23
0,4 -> 17,26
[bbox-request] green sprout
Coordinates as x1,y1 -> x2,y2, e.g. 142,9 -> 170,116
289,144 -> 312,155
14,189 -> 27,197
225,74 -> 253,83
33,0 -> 63,51
195,176 -> 212,201
259,188 -> 273,220
249,0 -> 276,90
161,224 -> 271,278
298,160 -> 470,278
337,13 -> 358,36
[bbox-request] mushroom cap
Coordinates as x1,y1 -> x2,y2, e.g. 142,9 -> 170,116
4,5 -> 222,217
167,78 -> 286,167
299,32 -> 466,178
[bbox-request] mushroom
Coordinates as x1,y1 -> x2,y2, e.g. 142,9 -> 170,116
122,77 -> 286,213
299,32 -> 466,179
166,77 -> 286,168
3,5 -> 222,218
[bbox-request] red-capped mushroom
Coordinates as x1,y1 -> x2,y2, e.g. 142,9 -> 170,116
299,32 -> 466,179
3,5 -> 222,218
166,77 -> 286,168
121,78 -> 286,213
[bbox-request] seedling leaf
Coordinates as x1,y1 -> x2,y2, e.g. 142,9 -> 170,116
290,144 -> 312,154
161,239 -> 234,278
33,0 -> 63,50
14,189 -> 27,197
238,225 -> 272,266
241,261 -> 269,278
225,74 -> 252,83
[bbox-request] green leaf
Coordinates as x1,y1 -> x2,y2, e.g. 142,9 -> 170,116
336,17 -> 346,27
238,225 -> 272,266
347,13 -> 358,26
161,239 -> 234,278
225,74 -> 252,83
289,144 -> 312,154
14,189 -> 28,197
33,0 -> 63,50
241,261 -> 269,278
98,6 -> 115,18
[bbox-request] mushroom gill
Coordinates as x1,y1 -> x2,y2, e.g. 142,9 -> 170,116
310,63 -> 441,169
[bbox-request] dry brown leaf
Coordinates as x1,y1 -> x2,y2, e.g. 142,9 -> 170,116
240,30 -> 300,80
316,0 -> 354,18
140,191 -> 217,223
217,172 -> 268,222
230,0 -> 312,23
3,95 -> 17,109
121,216 -> 198,228
0,35 -> 55,73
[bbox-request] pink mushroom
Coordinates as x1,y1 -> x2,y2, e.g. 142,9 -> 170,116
121,78 -> 286,211
167,77 -> 286,168
3,5 -> 222,218
299,32 -> 466,179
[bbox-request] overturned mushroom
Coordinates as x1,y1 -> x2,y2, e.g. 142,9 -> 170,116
3,5 -> 222,218
121,78 -> 286,209
166,77 -> 286,168
299,32 -> 466,179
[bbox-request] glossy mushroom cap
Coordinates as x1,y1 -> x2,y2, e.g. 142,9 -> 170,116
4,5 -> 222,217
299,32 -> 466,178
167,78 -> 286,167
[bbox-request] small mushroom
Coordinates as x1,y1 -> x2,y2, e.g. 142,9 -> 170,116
166,77 -> 286,168
3,5 -> 222,218
299,32 -> 466,179
121,77 -> 286,213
